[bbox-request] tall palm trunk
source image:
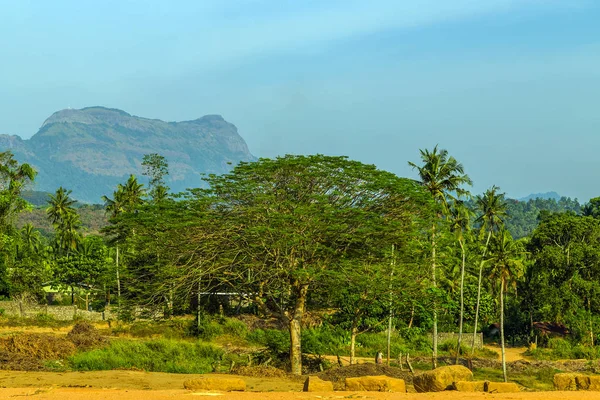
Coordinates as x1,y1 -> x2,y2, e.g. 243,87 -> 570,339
456,238 -> 466,365
500,279 -> 507,382
116,245 -> 121,300
431,223 -> 438,369
472,231 -> 492,355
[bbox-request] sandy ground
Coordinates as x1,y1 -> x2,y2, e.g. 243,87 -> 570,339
0,370 -> 595,400
1,388 -> 600,400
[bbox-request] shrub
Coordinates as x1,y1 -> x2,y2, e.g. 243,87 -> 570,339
34,313 -> 56,326
547,338 -> 572,359
222,318 -> 248,338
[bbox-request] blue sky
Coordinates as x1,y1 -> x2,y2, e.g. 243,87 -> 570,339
1,0 -> 600,200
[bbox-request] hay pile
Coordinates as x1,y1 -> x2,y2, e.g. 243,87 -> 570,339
0,333 -> 76,370
67,322 -> 107,349
0,322 -> 107,371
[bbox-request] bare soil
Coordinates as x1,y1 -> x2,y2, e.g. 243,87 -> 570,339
2,386 -> 600,400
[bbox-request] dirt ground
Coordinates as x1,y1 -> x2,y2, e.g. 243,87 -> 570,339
0,369 -> 596,400
2,387 -> 600,400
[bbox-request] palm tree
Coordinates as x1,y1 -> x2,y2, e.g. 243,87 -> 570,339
101,175 -> 144,305
47,187 -> 80,254
20,223 -> 41,254
487,230 -> 524,382
472,186 -> 507,354
47,187 -> 77,224
409,145 -> 472,367
121,175 -> 145,212
448,200 -> 473,364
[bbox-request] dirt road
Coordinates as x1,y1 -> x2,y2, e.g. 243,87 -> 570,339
484,345 -> 530,362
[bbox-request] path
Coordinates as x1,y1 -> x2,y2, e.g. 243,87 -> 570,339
484,345 -> 530,362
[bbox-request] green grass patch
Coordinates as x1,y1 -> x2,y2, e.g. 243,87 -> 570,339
69,338 -> 224,373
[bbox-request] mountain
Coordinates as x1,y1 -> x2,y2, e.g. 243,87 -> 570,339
518,191 -> 562,202
0,107 -> 256,203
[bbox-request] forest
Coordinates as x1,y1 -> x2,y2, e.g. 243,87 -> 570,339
0,147 -> 599,381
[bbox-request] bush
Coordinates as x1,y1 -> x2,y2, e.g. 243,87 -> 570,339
69,339 -> 223,373
34,313 -> 56,326
222,318 -> 249,338
572,345 -> 599,360
547,338 -> 572,358
197,319 -> 224,340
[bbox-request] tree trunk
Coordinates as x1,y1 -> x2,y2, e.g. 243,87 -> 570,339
350,324 -> 357,365
116,245 -> 121,300
408,305 -> 415,329
431,223 -> 438,369
500,280 -> 507,383
288,284 -> 308,375
197,277 -> 202,333
472,231 -> 492,355
289,317 -> 302,375
589,297 -> 594,346
456,238 -> 466,365
387,244 -> 394,366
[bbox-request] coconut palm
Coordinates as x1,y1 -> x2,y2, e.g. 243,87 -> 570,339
47,187 -> 80,254
487,229 -> 524,382
20,223 -> 41,254
46,187 -> 77,225
409,145 -> 472,367
121,175 -> 145,212
448,200 -> 473,364
472,186 -> 507,354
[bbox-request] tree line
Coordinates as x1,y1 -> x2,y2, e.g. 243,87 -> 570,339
0,148 -> 598,379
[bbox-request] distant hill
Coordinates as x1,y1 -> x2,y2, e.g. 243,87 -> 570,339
518,191 -> 562,202
0,107 -> 256,203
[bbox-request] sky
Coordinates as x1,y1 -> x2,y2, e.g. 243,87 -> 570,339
1,0 -> 600,201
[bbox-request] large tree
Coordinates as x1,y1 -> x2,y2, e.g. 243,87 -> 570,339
409,146 -> 471,367
526,213 -> 600,344
207,155 -> 429,374
0,151 -> 36,232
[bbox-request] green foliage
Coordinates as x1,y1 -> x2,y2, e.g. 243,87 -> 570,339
505,197 -> 581,239
69,339 -> 223,373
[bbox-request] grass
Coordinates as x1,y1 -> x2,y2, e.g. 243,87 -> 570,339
0,313 -> 76,329
525,338 -> 600,361
473,366 -> 558,391
69,338 -> 224,374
